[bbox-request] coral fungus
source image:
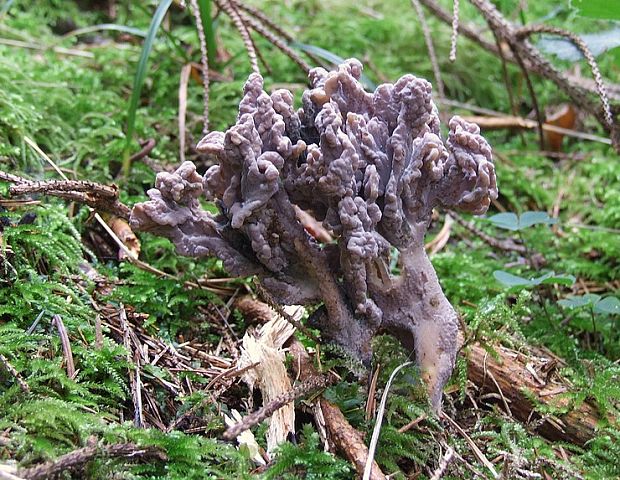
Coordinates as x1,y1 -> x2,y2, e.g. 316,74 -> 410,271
131,59 -> 497,409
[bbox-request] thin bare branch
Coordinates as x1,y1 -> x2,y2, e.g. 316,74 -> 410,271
508,43 -> 545,149
18,443 -> 166,480
233,0 -> 323,67
178,63 -> 192,162
417,0 -> 620,150
252,279 -> 319,342
0,352 -> 30,393
515,25 -> 613,129
1,170 -> 131,220
237,9 -> 311,73
448,210 -> 527,254
222,375 -> 331,440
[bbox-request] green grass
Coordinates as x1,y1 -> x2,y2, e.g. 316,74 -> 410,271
0,0 -> 619,478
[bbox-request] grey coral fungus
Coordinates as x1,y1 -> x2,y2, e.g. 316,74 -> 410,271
131,59 -> 497,410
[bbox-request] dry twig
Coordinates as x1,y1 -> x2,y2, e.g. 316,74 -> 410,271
235,8 -> 311,73
119,304 -> 144,428
416,0 -> 620,150
515,25 -> 613,129
222,375 -> 331,441
215,0 -> 259,74
449,0 -> 459,62
430,445 -> 455,480
0,171 -> 131,220
288,339 -> 387,480
252,280 -> 319,342
0,353 -> 30,393
411,0 -> 445,98
448,210 -> 526,254
18,443 -> 166,480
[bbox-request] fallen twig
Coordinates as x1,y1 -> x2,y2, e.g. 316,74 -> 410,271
466,342 -> 611,446
0,171 -> 131,220
448,210 -> 527,254
459,115 -> 612,145
18,443 -> 166,480
252,280 -> 320,342
0,353 -> 30,393
442,412 -> 499,478
416,0 -> 620,150
119,305 -> 143,428
398,413 -> 427,434
288,339 -> 387,480
364,361 -> 414,480
430,444 -> 455,480
222,375 -> 331,441
128,138 -> 156,164
515,25 -> 613,129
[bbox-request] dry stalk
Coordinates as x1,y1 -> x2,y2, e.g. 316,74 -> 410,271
215,0 -> 259,74
187,0 -> 210,133
411,0 -> 445,98
490,29 -> 522,128
288,339 -> 387,480
416,0 -> 620,150
449,0 -> 460,62
236,8 -> 311,73
51,315 -> 75,379
508,43 -> 545,149
430,444 -> 455,480
364,361 -> 414,480
119,305 -> 143,428
447,210 -> 527,254
179,64 -> 192,163
442,412 -> 499,478
0,171 -> 131,220
252,280 -> 319,342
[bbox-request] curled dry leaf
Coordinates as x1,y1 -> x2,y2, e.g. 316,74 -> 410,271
108,216 -> 141,260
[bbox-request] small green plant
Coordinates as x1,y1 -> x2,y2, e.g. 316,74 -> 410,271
559,294 -> 620,315
266,424 -> 351,480
488,210 -> 576,290
486,211 -> 557,231
122,0 -> 174,177
493,270 -> 575,289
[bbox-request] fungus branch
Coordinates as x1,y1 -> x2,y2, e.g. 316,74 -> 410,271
131,60 -> 497,410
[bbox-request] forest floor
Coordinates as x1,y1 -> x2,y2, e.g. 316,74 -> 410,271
0,1 -> 619,479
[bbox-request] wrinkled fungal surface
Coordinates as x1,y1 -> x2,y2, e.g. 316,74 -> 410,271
131,59 -> 497,410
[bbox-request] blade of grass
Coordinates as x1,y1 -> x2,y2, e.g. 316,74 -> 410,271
291,41 -> 377,90
61,23 -> 147,40
0,0 -> 15,20
197,0 -> 217,69
122,0 -> 173,179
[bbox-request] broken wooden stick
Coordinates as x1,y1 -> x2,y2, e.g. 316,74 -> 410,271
459,115 -> 612,145
466,342 -> 610,446
288,339 -> 387,480
18,443 -> 166,480
0,170 -> 131,219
